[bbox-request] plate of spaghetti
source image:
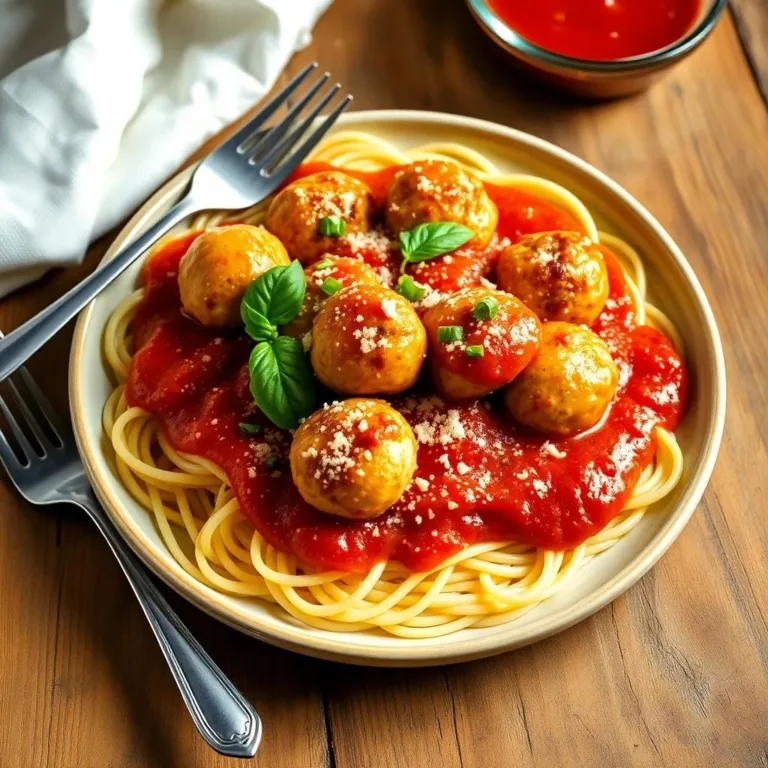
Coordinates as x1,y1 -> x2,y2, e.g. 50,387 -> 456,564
70,111 -> 725,665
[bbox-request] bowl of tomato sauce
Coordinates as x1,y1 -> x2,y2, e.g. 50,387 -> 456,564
466,0 -> 727,98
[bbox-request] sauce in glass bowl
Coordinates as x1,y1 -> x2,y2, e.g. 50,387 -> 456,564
486,0 -> 701,61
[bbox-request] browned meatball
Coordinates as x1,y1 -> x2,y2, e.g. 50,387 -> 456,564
505,322 -> 619,436
290,399 -> 417,519
311,284 -> 427,395
497,231 -> 609,326
178,225 -> 289,328
265,171 -> 374,264
422,287 -> 541,399
385,160 -> 498,248
282,256 -> 381,339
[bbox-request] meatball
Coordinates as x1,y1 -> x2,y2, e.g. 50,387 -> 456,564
385,160 -> 498,248
283,256 -> 381,338
423,287 -> 541,399
496,231 -> 609,326
505,322 -> 619,437
290,399 -> 417,519
177,225 -> 289,328
265,171 -> 374,264
311,284 -> 427,396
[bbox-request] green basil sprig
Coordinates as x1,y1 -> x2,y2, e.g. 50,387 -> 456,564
399,222 -> 474,273
248,337 -> 315,430
241,260 -> 305,334
242,304 -> 278,343
240,262 -> 315,430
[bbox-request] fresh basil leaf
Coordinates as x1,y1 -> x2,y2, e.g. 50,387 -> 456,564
399,222 -> 474,269
242,304 -> 278,343
320,216 -> 346,237
248,337 -> 315,430
241,260 -> 306,328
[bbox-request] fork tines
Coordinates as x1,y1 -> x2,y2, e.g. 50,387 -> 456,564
221,61 -> 352,185
0,366 -> 64,469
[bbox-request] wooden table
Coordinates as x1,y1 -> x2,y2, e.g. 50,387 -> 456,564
1,1 -> 767,766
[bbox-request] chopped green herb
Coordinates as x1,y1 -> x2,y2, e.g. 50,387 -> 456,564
437,325 -> 464,344
239,422 -> 262,436
395,274 -> 427,302
320,277 -> 343,296
320,216 -> 346,237
465,344 -> 485,358
473,296 -> 499,321
266,455 -> 281,470
314,258 -> 334,270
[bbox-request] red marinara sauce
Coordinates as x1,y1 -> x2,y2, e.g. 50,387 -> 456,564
487,0 -> 700,61
126,164 -> 688,573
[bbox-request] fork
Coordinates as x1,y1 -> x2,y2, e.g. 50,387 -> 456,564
0,363 -> 262,758
0,62 -> 351,382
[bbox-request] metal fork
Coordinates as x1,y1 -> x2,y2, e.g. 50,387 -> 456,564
0,364 -> 262,758
0,62 -> 351,382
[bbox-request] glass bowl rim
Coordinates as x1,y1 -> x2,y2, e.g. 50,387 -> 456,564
466,0 -> 728,72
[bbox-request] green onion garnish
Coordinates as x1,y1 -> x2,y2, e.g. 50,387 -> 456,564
396,275 -> 427,302
319,216 -> 346,237
473,296 -> 498,321
321,278 -> 343,296
465,345 -> 485,358
314,258 -> 334,270
438,326 -> 464,344
239,422 -> 262,435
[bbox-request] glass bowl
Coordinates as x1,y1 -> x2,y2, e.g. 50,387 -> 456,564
466,0 -> 728,98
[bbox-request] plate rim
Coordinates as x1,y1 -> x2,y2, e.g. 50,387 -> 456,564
69,109 -> 726,666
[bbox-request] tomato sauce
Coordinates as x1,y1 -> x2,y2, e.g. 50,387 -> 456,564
487,0 -> 700,61
126,165 -> 688,573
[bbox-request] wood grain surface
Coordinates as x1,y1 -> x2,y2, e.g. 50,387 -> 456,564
730,0 -> 768,102
0,2 -> 766,766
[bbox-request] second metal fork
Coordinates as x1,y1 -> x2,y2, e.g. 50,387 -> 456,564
0,364 -> 262,758
0,62 -> 351,382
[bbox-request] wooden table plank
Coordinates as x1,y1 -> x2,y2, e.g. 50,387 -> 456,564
0,1 -> 767,766
730,1 -> 768,103
0,488 -> 60,767
320,664 -> 463,768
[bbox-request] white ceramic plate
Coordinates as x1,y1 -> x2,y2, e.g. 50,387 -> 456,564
69,111 -> 726,666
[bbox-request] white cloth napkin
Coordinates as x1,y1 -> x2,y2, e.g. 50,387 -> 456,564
0,0 -> 332,297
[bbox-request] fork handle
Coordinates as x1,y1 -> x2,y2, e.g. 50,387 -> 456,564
0,195 -> 199,383
76,488 -> 261,758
